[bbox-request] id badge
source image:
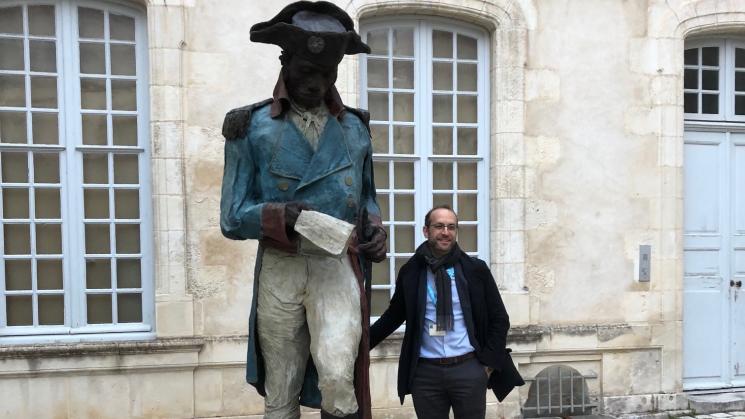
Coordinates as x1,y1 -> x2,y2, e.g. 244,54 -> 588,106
428,323 -> 446,337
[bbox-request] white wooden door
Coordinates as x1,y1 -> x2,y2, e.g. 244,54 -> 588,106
683,129 -> 745,389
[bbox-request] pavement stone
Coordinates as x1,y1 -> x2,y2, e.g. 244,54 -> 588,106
711,414 -> 733,418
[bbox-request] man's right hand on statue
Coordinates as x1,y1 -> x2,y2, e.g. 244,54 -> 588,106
284,201 -> 312,232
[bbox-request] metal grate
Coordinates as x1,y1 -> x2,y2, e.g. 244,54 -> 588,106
522,365 -> 597,417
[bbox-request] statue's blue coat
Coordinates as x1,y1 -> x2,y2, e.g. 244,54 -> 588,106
219,101 -> 380,407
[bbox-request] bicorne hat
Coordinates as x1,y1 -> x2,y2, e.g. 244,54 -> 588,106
250,1 -> 370,66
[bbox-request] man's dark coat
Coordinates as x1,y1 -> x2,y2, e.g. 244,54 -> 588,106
370,248 -> 524,403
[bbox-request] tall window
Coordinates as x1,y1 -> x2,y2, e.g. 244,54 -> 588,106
361,18 -> 490,315
684,39 -> 745,122
0,2 -> 151,341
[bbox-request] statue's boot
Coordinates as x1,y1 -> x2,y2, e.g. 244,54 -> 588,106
320,410 -> 359,419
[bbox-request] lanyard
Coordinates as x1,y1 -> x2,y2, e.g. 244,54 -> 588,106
427,267 -> 456,305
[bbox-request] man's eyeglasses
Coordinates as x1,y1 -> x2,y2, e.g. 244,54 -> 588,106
429,223 -> 458,232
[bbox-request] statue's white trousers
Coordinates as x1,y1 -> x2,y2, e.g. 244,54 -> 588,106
257,247 -> 362,419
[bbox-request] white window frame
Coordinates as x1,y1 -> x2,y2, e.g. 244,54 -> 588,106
685,37 -> 745,123
360,17 -> 490,308
0,0 -> 153,344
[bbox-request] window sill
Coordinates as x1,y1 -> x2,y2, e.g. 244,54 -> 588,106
0,336 -> 204,360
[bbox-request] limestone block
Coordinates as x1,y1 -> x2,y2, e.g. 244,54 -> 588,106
658,135 -> 684,168
23,376 -> 71,419
151,121 -> 184,159
525,68 -> 560,102
370,357 -> 406,408
647,2 -> 684,38
502,291 -> 530,325
525,263 -> 555,296
525,135 -> 560,167
129,370 -> 194,418
67,374 -> 130,418
155,298 -> 194,337
0,378 -> 29,417
151,158 -> 168,196
603,350 -> 662,395
525,199 -> 557,230
629,38 -> 683,76
496,198 -> 525,230
496,231 -> 525,264
222,366 -> 265,415
494,133 -> 525,166
605,394 -> 656,415
194,368 -> 223,416
151,85 -> 184,122
148,5 -> 186,50
165,158 -> 184,195
623,292 -> 661,323
651,76 -> 681,106
166,195 -> 186,231
150,47 -> 182,87
496,165 -> 525,198
495,65 -> 524,102
496,100 -> 525,134
624,106 -> 661,136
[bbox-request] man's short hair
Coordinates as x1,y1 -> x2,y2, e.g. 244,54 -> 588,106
424,205 -> 458,227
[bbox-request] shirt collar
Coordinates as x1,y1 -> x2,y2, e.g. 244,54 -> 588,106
270,70 -> 345,119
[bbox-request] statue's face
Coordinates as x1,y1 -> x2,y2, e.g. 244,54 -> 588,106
284,54 -> 338,109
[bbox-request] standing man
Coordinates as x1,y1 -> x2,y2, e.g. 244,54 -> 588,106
219,2 -> 386,419
370,205 -> 524,418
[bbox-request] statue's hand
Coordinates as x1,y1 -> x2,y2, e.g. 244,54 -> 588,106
358,226 -> 387,262
284,202 -> 312,233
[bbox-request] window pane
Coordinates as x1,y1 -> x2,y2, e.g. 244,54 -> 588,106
79,8 -> 104,39
38,295 -> 64,325
80,78 -> 106,109
458,225 -> 477,252
377,193 -> 389,220
433,30 -> 452,58
736,95 -> 745,116
84,188 -> 109,219
30,41 -> 56,73
0,39 -> 24,71
111,80 -> 136,111
393,93 -> 413,122
37,259 -> 63,289
0,111 -> 27,143
117,259 -> 141,288
393,161 -> 413,189
392,60 -> 413,89
684,93 -> 697,113
82,114 -> 107,145
458,162 -> 478,189
367,59 -> 388,88
35,188 -> 60,219
83,153 -> 108,184
36,224 -> 62,254
702,70 -> 718,91
457,128 -> 477,155
433,126 -> 452,154
4,224 -> 30,254
684,68 -> 698,89
684,48 -> 698,65
31,77 -> 57,108
113,116 -> 137,146
737,48 -> 745,68
433,162 -> 453,190
5,260 -> 31,290
368,93 -> 388,121
7,296 -> 32,326
394,225 -> 414,253
114,154 -> 138,184
111,44 -> 136,76
393,194 -> 414,221
79,42 -> 105,74
433,62 -> 453,91
0,7 -> 23,34
392,28 -> 413,57
702,47 -> 718,66
457,63 -> 477,92
702,93 -> 718,114
33,153 -> 59,183
736,72 -> 745,92
115,223 -> 140,253
28,6 -> 55,37
2,151 -> 28,183
87,294 -> 112,324
32,112 -> 58,144
370,124 -> 388,154
433,95 -> 452,122
3,188 -> 29,218
373,161 -> 388,189
85,224 -> 110,253
0,75 -> 25,107
115,189 -> 139,219
366,29 -> 387,55
86,259 -> 111,288
110,13 -> 135,41
371,289 -> 390,316
118,293 -> 142,322
371,259 -> 389,285
457,34 -> 477,60
457,95 -> 477,123
433,193 -> 453,208
458,194 -> 477,221
393,126 -> 414,154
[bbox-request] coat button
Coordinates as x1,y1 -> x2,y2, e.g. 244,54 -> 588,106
345,176 -> 353,186
278,181 -> 289,191
347,197 -> 356,208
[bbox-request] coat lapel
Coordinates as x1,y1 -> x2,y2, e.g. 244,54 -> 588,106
268,121 -> 314,180
416,267 -> 427,335
296,116 -> 352,191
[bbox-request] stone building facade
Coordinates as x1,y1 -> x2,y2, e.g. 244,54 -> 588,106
0,0 -> 744,417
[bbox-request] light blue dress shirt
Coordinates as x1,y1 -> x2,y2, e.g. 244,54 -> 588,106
420,266 -> 475,358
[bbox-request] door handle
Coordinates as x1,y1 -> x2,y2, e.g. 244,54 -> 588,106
731,280 -> 742,288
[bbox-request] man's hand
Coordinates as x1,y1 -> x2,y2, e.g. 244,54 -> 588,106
284,202 -> 312,232
358,226 -> 387,262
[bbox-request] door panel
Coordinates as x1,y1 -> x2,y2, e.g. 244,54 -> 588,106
730,136 -> 745,385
